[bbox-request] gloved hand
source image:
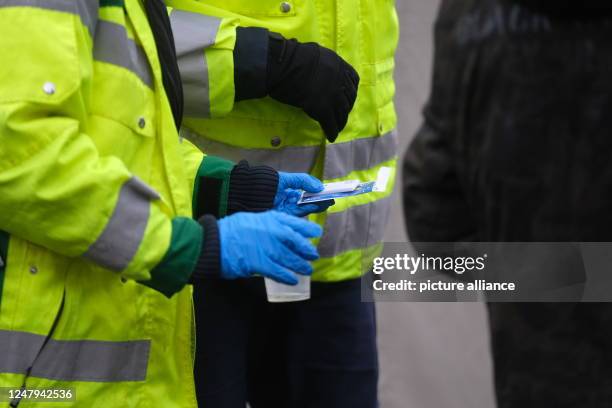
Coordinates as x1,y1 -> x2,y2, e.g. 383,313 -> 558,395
218,211 -> 322,285
267,34 -> 359,143
233,28 -> 359,143
274,172 -> 334,217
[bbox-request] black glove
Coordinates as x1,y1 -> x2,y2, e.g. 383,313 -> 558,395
234,27 -> 359,143
267,33 -> 359,142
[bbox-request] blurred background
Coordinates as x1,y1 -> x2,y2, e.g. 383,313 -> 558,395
378,1 -> 497,406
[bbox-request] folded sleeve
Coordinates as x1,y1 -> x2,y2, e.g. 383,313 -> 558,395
167,2 -> 240,118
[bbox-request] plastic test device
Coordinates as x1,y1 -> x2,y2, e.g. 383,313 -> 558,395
308,180 -> 360,196
297,167 -> 392,205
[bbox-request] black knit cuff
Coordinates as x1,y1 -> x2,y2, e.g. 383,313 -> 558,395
228,160 -> 279,214
190,215 -> 221,281
234,26 -> 270,101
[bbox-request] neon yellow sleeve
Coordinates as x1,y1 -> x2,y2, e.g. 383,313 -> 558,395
0,5 -> 171,283
167,3 -> 240,118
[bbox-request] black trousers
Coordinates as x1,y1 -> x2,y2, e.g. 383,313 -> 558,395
193,277 -> 378,408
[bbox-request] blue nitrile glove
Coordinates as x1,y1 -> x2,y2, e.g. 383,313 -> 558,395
274,172 -> 335,217
218,211 -> 323,285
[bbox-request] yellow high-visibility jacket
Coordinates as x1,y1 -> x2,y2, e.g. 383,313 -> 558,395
169,0 -> 399,281
0,1 -> 238,406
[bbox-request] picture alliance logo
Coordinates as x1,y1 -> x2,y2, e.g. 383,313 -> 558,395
372,253 -> 488,276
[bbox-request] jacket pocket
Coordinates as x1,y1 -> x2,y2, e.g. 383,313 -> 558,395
0,5 -> 81,105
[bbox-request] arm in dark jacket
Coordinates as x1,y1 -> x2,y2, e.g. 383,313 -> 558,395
402,111 -> 476,244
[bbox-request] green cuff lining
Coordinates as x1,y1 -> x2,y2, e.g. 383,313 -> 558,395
142,218 -> 202,298
193,156 -> 235,218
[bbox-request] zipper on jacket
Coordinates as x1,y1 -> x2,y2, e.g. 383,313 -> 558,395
0,230 -> 9,308
10,293 -> 65,407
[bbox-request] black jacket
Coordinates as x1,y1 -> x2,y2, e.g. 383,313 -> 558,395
403,1 -> 612,406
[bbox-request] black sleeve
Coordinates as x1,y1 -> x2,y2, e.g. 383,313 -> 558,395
402,3 -> 477,244
227,160 -> 279,214
402,113 -> 476,244
190,215 -> 221,280
233,27 -> 270,101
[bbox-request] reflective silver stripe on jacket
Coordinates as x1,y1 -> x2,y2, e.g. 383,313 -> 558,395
170,10 -> 221,118
184,130 -> 319,173
0,0 -> 98,35
0,330 -> 150,382
84,177 -> 160,271
318,196 -> 393,258
94,20 -> 153,87
184,130 -> 397,179
324,130 -> 399,180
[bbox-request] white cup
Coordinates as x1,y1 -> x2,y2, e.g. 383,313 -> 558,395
264,274 -> 311,303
